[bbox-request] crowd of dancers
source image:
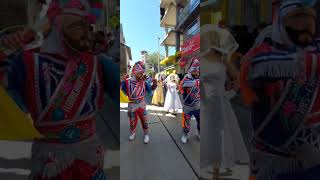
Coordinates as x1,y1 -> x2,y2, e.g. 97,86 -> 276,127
121,58 -> 200,145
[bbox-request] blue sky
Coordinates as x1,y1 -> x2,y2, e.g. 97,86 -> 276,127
120,0 -> 171,64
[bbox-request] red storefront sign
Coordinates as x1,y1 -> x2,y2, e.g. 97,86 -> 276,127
181,33 -> 200,57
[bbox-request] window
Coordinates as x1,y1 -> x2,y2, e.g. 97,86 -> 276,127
185,16 -> 200,39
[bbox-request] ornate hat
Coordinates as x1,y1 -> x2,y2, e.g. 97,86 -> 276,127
188,58 -> 200,73
132,61 -> 146,75
47,0 -> 104,23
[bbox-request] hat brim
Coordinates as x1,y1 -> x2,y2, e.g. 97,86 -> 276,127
285,7 -> 316,19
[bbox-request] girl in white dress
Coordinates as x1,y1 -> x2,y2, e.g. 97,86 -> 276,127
200,25 -> 249,180
164,76 -> 182,116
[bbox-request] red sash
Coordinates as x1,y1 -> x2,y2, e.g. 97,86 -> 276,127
37,53 -> 96,122
254,53 -> 320,156
125,79 -> 145,101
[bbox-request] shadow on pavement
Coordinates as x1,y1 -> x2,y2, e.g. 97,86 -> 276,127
105,167 -> 120,179
0,157 -> 30,180
0,173 -> 28,180
0,157 -> 31,170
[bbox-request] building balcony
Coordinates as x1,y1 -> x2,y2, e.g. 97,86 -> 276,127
160,3 -> 177,28
120,43 -> 132,74
160,0 -> 176,8
161,29 -> 183,47
120,43 -> 132,63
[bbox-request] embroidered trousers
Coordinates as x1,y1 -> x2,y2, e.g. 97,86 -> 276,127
128,101 -> 149,134
182,105 -> 200,135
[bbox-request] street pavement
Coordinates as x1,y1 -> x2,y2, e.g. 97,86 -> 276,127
120,104 -> 199,180
0,95 -> 120,180
120,102 -> 251,180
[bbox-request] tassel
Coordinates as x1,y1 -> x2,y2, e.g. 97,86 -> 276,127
30,136 -> 104,178
252,151 -> 303,180
249,61 -> 296,80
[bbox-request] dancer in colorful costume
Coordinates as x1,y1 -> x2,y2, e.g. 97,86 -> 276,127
240,0 -> 320,179
180,58 -> 200,144
0,0 -> 118,179
121,61 -> 156,144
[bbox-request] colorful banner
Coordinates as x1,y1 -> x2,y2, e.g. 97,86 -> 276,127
0,86 -> 42,140
181,33 -> 200,57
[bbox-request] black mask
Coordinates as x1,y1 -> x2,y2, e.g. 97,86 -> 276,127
285,26 -> 313,48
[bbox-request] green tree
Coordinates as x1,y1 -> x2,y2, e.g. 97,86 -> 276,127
146,52 -> 165,73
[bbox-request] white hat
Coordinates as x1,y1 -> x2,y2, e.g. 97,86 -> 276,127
200,24 -> 238,55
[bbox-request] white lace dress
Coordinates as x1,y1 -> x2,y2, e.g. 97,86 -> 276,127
200,58 -> 249,174
164,82 -> 182,112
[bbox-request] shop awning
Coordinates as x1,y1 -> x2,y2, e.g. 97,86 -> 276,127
160,3 -> 177,27
160,55 -> 174,65
160,51 -> 182,65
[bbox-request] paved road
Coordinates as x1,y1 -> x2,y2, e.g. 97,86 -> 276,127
0,95 -> 120,180
120,104 -> 200,180
120,102 -> 250,180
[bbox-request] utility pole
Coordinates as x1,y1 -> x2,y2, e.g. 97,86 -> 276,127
158,37 -> 160,73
